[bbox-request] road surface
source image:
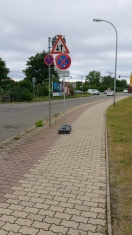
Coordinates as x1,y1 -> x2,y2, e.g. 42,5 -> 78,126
0,93 -> 129,142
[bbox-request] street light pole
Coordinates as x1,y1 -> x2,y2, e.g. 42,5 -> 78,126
93,19 -> 118,105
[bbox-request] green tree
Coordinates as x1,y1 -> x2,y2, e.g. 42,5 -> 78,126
38,84 -> 49,96
0,87 -> 4,95
9,81 -> 33,102
101,76 -> 114,89
120,79 -> 127,88
19,79 -> 33,92
0,77 -> 15,92
86,70 -> 101,86
116,79 -> 128,91
23,51 -> 58,85
0,57 -> 10,81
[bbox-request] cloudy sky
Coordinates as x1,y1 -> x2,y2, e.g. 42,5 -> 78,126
0,0 -> 132,83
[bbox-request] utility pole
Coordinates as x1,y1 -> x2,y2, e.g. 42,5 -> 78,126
106,70 -> 115,90
106,70 -> 114,77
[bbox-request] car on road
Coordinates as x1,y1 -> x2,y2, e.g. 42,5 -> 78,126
123,89 -> 128,93
87,89 -> 100,95
74,90 -> 83,94
107,90 -> 114,96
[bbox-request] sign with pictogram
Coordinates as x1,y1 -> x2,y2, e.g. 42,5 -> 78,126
52,34 -> 66,47
55,53 -> 71,70
44,54 -> 54,65
51,35 -> 70,54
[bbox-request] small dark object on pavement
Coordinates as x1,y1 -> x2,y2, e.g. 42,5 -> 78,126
58,125 -> 71,134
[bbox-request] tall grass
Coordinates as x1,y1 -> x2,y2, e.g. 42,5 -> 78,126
107,96 -> 132,235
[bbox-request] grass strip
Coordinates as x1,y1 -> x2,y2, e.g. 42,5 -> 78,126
106,96 -> 132,235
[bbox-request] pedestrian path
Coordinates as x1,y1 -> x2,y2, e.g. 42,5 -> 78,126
0,98 -> 125,235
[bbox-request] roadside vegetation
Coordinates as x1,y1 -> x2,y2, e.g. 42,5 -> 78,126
0,55 -> 128,103
106,96 -> 132,235
35,120 -> 44,127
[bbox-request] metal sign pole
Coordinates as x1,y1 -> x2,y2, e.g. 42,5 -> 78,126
51,36 -> 71,134
63,71 -> 66,124
48,37 -> 51,127
58,71 -> 71,134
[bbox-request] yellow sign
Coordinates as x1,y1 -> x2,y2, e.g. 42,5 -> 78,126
130,72 -> 132,85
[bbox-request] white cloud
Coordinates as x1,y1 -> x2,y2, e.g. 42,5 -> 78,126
0,0 -> 132,84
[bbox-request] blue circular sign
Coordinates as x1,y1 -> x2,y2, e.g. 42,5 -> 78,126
44,54 -> 54,65
55,53 -> 71,70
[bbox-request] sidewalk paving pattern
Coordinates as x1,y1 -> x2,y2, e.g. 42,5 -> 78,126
0,98 -> 123,235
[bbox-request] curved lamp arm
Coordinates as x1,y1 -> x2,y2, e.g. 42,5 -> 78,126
93,19 -> 118,105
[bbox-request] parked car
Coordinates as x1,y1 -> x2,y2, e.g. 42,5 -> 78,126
123,89 -> 128,93
87,89 -> 100,95
107,90 -> 114,96
74,90 -> 83,94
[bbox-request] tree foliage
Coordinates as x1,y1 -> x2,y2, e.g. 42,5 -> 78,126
101,76 -> 114,89
0,57 -> 10,81
23,51 -> 58,84
0,53 -> 129,102
0,78 -> 15,92
86,70 -> 101,86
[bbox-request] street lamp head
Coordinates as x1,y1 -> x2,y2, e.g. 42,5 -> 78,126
93,18 -> 102,22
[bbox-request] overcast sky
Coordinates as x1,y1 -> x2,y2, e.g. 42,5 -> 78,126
0,0 -> 132,83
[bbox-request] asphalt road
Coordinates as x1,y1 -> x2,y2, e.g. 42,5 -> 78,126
0,93 -> 129,142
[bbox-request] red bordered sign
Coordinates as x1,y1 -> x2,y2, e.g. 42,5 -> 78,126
55,53 -> 71,70
51,35 -> 70,54
44,54 -> 54,65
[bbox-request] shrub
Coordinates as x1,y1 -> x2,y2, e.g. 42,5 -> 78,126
35,120 -> 44,127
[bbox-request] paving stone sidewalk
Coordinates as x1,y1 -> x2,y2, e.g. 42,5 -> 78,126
0,98 -> 123,235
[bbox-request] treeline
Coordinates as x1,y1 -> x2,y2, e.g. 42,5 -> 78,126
0,78 -> 50,102
76,70 -> 127,93
0,53 -> 128,102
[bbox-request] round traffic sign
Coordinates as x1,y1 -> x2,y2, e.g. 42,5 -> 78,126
44,54 -> 54,65
55,53 -> 71,70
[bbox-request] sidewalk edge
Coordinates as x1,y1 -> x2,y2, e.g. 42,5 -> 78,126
105,112 -> 112,235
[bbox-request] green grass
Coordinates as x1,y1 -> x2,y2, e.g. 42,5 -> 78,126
13,134 -> 20,140
106,96 -> 132,235
53,112 -> 59,118
35,120 -> 44,127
